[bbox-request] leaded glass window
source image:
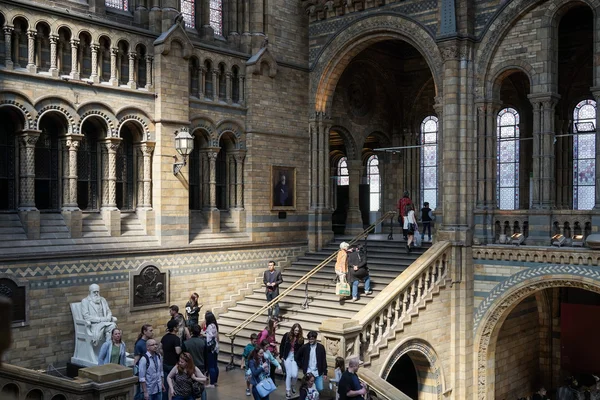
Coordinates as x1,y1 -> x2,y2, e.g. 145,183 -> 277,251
420,116 -> 438,210
181,0 -> 195,29
105,0 -> 128,11
210,0 -> 223,36
573,99 -> 596,210
367,155 -> 380,212
338,157 -> 349,186
496,108 -> 520,210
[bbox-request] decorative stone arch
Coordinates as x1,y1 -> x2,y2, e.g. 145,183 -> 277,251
30,16 -> 53,31
94,31 -> 113,45
190,117 -> 217,146
34,97 -> 78,133
77,103 -> 118,137
10,13 -> 31,26
74,27 -> 94,39
380,337 -> 448,400
474,265 -> 600,400
116,108 -> 153,140
330,125 -> 359,161
0,91 -> 36,129
216,120 -> 245,150
311,13 -> 443,115
486,60 -> 536,101
25,388 -> 46,400
0,382 -> 20,398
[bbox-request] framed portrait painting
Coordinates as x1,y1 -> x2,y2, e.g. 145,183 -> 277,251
271,166 -> 296,210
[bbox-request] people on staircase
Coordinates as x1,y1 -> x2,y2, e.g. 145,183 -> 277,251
185,293 -> 201,328
397,191 -> 412,240
347,245 -> 372,301
337,357 -> 366,400
202,311 -> 220,388
280,323 -> 304,399
420,201 -> 433,242
335,242 -> 349,283
258,319 -> 280,382
242,333 -> 259,396
263,260 -> 283,321
403,204 -> 418,253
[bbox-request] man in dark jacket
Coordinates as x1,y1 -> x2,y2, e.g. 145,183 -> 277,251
295,331 -> 327,393
347,245 -> 372,301
263,260 -> 283,320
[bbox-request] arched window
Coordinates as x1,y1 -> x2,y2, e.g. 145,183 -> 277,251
181,0 -> 195,28
573,99 -> 596,210
420,116 -> 438,210
337,157 -> 349,186
210,0 -> 223,36
496,108 -> 519,210
105,0 -> 128,11
367,155 -> 380,211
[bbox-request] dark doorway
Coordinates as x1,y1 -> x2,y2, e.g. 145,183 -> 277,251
36,114 -> 63,211
387,354 -> 418,399
0,108 -> 19,210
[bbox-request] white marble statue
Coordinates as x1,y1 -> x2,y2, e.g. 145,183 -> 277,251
80,284 -> 118,346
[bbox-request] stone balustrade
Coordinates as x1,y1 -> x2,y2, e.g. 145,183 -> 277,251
320,241 -> 452,366
0,363 -> 136,400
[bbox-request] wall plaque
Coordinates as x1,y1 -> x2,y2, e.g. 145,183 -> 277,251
129,262 -> 169,311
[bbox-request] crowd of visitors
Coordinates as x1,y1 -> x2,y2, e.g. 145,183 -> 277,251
94,260 -> 375,400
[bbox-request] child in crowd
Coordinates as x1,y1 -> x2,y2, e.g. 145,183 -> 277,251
299,372 -> 320,400
259,339 -> 282,373
329,356 -> 345,400
242,333 -> 259,396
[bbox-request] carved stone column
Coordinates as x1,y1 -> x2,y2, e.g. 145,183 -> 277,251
145,55 -> 153,89
17,130 -> 41,239
240,75 -> 245,105
69,39 -> 79,79
101,138 -> 122,236
90,44 -> 99,83
201,151 -> 210,209
207,149 -> 220,232
212,70 -> 218,102
345,159 -> 363,235
49,34 -> 58,77
228,154 -> 235,208
308,113 -> 334,250
136,142 -> 155,236
3,26 -> 13,69
226,72 -> 232,104
128,52 -> 136,89
61,134 -> 84,237
109,47 -> 118,86
26,30 -> 36,73
198,66 -> 205,99
234,152 -> 245,208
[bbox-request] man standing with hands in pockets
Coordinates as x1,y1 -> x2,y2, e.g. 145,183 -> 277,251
263,260 -> 283,321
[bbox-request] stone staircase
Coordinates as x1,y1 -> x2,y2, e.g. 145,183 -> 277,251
121,212 -> 145,236
189,210 -> 250,245
217,237 -> 431,365
0,213 -> 27,242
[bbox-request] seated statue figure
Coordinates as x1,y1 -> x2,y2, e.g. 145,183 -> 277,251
80,284 -> 117,346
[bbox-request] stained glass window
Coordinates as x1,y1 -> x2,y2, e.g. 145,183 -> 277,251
496,108 -> 520,210
573,99 -> 596,210
105,0 -> 128,11
420,116 -> 438,211
338,157 -> 349,186
181,0 -> 195,28
210,0 -> 223,36
367,155 -> 380,211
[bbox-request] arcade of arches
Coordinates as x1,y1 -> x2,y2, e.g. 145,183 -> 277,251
2,0 -> 600,399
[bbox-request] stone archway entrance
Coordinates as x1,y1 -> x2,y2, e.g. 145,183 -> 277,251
474,266 -> 600,399
381,338 -> 446,400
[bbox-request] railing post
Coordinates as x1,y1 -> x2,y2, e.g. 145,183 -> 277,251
302,280 -> 310,309
225,335 -> 236,371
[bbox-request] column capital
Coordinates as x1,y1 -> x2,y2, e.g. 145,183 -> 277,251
90,44 -> 100,52
139,141 -> 156,155
70,39 -> 80,47
27,30 -> 37,38
233,151 -> 246,162
18,129 -> 42,147
145,55 -> 154,62
128,51 -> 137,60
111,47 -> 119,56
49,34 -> 58,43
207,148 -> 220,160
3,26 -> 14,34
527,92 -> 561,107
102,137 -> 122,152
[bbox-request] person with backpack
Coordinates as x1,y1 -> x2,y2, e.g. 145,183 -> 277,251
139,339 -> 165,400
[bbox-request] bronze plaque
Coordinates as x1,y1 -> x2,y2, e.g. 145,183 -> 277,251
0,278 -> 26,325
130,263 -> 169,311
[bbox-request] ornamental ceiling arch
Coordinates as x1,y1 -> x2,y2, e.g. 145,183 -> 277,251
474,265 -> 600,400
310,13 -> 443,115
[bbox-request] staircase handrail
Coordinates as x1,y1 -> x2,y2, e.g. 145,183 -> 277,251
225,210 -> 396,340
357,368 -> 412,400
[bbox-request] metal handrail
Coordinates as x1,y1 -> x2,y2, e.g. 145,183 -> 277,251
223,211 -> 396,369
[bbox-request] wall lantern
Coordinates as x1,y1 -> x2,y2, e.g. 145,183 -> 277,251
572,234 -> 585,247
511,233 -> 525,246
551,234 -> 566,247
173,127 -> 194,175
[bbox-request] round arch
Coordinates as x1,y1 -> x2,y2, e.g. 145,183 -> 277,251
487,61 -> 536,101
474,265 -> 600,400
0,91 -> 36,129
216,120 -> 245,150
381,337 -> 447,400
311,13 -> 443,115
330,125 -> 358,161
